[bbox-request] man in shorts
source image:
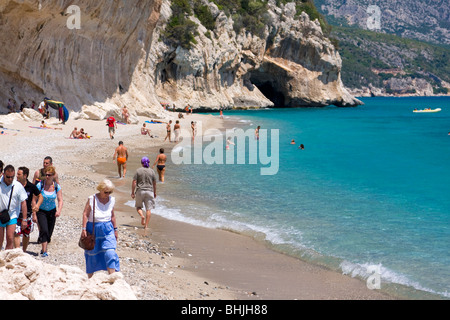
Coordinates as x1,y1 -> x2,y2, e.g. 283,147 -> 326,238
131,157 -> 156,230
15,167 -> 43,252
106,116 -> 117,139
113,141 -> 128,178
0,165 -> 28,250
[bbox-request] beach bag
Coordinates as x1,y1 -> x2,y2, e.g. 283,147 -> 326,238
78,196 -> 96,250
0,186 -> 14,224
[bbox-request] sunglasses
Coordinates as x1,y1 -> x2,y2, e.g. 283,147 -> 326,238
45,174 -> 54,177
104,191 -> 113,194
5,175 -> 14,179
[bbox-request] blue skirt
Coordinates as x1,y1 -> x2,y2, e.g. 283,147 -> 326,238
84,221 -> 120,274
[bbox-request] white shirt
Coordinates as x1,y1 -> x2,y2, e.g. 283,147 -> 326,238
88,194 -> 115,223
0,177 -> 28,220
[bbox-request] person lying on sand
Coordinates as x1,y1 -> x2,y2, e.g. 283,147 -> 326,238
40,121 -> 62,130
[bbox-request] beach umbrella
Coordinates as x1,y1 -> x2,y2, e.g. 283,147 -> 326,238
45,99 -> 69,124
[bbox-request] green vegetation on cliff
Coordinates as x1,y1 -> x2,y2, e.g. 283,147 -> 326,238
163,0 -> 330,49
332,26 -> 450,91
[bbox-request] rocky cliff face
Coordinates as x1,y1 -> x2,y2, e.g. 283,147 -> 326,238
314,0 -> 450,97
153,0 -> 360,109
315,0 -> 450,45
0,0 -> 360,119
0,0 -> 166,120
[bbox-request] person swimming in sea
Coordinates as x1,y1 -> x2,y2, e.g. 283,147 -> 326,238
226,137 -> 235,150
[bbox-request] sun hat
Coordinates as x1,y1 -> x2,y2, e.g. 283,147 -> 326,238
141,157 -> 150,168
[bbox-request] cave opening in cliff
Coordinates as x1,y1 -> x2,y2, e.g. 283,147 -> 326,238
253,80 -> 285,107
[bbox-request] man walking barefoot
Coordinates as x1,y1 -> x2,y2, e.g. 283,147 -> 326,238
131,157 -> 156,230
113,141 -> 128,178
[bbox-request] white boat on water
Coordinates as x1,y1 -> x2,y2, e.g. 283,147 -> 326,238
413,108 -> 442,113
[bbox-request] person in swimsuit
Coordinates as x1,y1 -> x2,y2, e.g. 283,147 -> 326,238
174,120 -> 181,142
226,137 -> 235,150
70,127 -> 81,139
113,141 -> 128,178
122,106 -> 130,124
141,123 -> 153,137
164,120 -> 172,142
152,148 -> 167,182
191,121 -> 196,141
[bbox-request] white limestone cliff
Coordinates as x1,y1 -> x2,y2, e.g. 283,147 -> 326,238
0,0 -> 361,121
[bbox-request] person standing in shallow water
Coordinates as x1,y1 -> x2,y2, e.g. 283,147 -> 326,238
255,126 -> 260,140
131,157 -> 156,230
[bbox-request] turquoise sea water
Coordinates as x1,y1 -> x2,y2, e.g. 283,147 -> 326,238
153,97 -> 450,299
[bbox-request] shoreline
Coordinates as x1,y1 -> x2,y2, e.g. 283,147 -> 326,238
100,113 -> 394,300
0,110 -> 395,300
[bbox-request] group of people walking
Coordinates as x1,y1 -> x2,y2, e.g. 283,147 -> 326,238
0,157 -> 120,278
0,148 -> 162,278
0,110 -> 173,279
80,151 -> 160,277
0,157 -> 62,257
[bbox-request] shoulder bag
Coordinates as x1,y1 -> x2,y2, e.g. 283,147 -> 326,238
0,186 -> 14,224
78,195 -> 96,250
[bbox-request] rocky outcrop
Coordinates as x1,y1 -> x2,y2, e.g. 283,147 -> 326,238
317,0 -> 450,45
0,249 -> 137,300
0,0 -> 360,119
0,0 -> 166,120
256,2 -> 360,107
154,0 -> 361,109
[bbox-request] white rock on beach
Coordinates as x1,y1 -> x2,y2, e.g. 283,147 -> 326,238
0,249 -> 137,300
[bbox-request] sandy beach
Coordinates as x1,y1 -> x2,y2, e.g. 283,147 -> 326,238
0,109 -> 394,300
